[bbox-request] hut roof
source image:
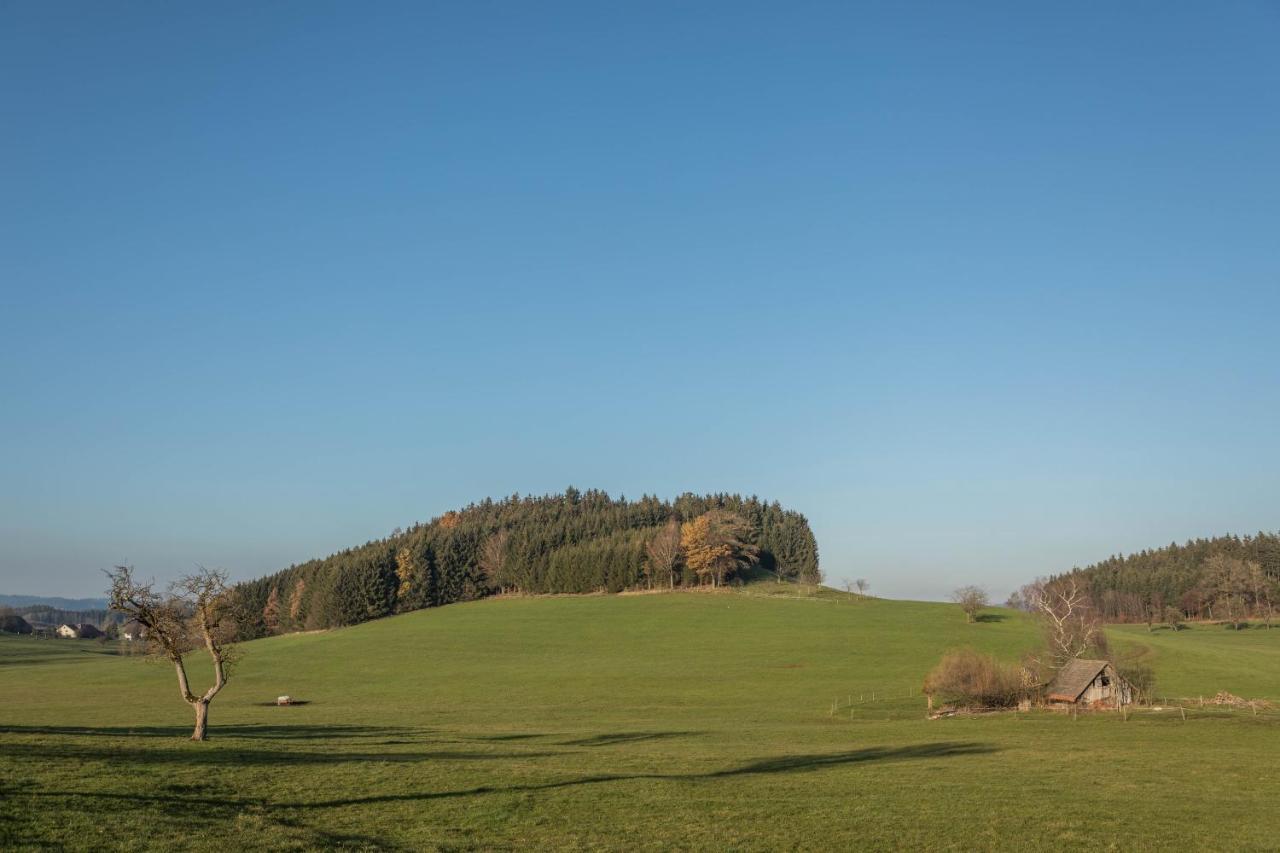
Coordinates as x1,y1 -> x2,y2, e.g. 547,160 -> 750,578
1045,659 -> 1110,702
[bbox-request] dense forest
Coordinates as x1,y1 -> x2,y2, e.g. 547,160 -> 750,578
1046,532 -> 1280,623
233,489 -> 819,639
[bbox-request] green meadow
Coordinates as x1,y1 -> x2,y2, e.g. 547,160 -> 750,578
3,588 -> 1279,851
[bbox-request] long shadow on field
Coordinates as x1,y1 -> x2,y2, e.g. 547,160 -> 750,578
0,783 -> 401,852
0,739 -> 565,766
291,741 -> 1001,808
0,723 -> 424,741
18,742 -> 997,816
562,731 -> 701,747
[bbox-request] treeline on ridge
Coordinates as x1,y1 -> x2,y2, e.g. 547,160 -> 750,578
1037,532 -> 1280,623
233,489 -> 819,638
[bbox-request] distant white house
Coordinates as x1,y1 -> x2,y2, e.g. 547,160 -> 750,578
121,621 -> 146,642
56,623 -> 103,639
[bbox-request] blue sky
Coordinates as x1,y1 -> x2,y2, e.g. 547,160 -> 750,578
2,2 -> 1278,601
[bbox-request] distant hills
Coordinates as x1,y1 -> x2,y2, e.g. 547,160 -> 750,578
0,594 -> 110,611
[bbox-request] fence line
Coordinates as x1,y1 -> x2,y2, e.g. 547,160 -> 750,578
825,691 -> 1280,721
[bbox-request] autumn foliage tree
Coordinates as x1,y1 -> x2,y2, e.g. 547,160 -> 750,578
288,578 -> 306,626
680,510 -> 759,588
394,546 -> 417,604
262,585 -> 280,634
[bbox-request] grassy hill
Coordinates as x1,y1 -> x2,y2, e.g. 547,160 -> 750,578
3,588 -> 1280,850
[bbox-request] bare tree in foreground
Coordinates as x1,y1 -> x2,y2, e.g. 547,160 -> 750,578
644,518 -> 682,590
106,566 -> 239,741
951,585 -> 989,623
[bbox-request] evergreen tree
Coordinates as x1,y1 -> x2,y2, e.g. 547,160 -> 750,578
231,490 -> 819,635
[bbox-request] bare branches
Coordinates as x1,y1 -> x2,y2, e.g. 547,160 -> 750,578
1035,577 -> 1103,668
478,529 -> 511,592
644,518 -> 682,590
951,586 -> 989,623
105,565 -> 239,740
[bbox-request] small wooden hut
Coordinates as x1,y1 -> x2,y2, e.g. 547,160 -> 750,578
1045,659 -> 1132,708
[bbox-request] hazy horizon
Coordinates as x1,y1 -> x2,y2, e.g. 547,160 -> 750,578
4,3 -> 1278,601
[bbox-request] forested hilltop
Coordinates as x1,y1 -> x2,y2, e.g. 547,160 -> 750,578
234,489 -> 819,638
1046,532 -> 1280,623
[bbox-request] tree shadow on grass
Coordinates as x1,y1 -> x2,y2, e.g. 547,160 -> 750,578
0,739 -> 567,766
300,741 -> 1001,808
0,723 -> 421,741
19,741 -> 997,812
974,613 -> 1007,623
1,783 -> 401,852
561,731 -> 701,747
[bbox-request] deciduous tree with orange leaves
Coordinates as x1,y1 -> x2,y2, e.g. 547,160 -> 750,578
680,510 -> 758,588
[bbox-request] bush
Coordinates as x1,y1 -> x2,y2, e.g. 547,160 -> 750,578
1117,661 -> 1156,703
923,648 -> 1028,708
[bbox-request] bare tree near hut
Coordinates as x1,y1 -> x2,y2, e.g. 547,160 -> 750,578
106,566 -> 239,741
478,529 -> 511,593
951,586 -> 989,623
644,518 -> 682,590
1036,578 -> 1103,668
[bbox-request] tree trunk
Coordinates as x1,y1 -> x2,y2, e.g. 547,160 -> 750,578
191,700 -> 210,741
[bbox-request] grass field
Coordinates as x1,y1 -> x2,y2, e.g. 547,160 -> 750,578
3,587 -> 1280,851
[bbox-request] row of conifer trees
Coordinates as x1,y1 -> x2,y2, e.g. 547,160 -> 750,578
233,489 -> 819,638
1044,532 -> 1280,623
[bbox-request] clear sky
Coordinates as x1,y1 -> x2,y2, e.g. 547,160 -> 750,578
2,2 -> 1278,602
